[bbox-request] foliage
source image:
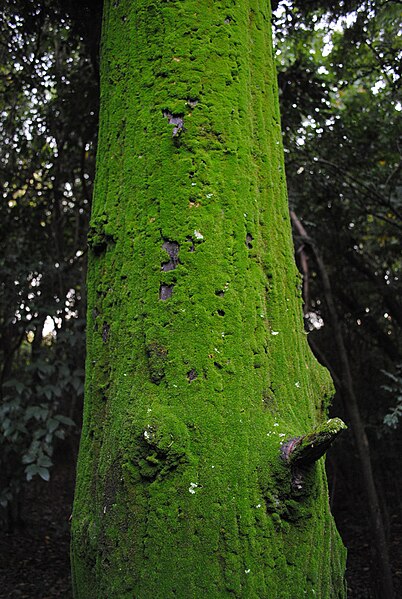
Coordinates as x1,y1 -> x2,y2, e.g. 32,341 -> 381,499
0,0 -> 98,524
274,0 -> 402,426
382,366 -> 402,429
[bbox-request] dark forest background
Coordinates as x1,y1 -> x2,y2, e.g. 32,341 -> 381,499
0,0 -> 401,597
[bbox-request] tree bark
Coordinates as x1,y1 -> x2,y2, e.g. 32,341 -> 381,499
71,2 -> 346,597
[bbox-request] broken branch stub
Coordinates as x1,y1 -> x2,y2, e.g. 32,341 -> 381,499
281,418 -> 347,468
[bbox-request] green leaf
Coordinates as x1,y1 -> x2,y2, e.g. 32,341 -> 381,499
55,414 -> 75,427
38,455 -> 53,468
22,452 -> 36,464
38,467 -> 50,481
25,464 -> 40,481
47,418 -> 60,434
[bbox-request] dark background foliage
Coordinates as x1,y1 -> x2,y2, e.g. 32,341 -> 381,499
0,0 -> 401,597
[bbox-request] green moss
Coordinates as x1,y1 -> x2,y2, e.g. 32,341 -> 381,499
71,0 -> 347,596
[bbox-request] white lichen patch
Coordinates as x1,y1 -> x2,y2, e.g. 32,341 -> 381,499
189,482 -> 198,494
143,425 -> 154,441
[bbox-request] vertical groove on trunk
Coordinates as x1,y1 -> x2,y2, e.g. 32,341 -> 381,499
71,1 -> 346,597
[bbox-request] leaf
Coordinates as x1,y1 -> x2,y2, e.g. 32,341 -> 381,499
22,451 -> 37,464
38,455 -> 53,468
72,377 -> 84,393
3,379 -> 25,394
26,405 -> 48,421
47,418 -> 60,434
55,414 -> 75,427
40,385 -> 54,400
2,379 -> 20,388
38,467 -> 50,481
2,417 -> 12,432
25,464 -> 40,481
33,428 -> 47,440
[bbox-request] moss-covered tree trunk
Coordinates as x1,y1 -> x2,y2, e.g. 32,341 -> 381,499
71,1 -> 347,597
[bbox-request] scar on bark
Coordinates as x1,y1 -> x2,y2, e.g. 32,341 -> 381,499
163,110 -> 184,137
161,240 -> 179,271
159,284 -> 173,300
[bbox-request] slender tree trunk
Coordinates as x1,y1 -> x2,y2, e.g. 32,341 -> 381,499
291,211 -> 395,599
71,2 -> 346,597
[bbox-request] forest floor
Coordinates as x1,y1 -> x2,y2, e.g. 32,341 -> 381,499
0,449 -> 401,599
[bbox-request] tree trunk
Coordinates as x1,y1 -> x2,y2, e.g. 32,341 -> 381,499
71,1 -> 346,597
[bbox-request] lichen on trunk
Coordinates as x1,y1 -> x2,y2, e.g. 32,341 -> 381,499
71,1 -> 347,597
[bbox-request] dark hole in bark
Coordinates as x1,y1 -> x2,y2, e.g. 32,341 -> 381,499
217,309 -> 225,317
187,369 -> 198,382
102,322 -> 110,342
246,233 -> 253,249
160,284 -> 173,300
186,236 -> 195,252
161,240 -> 179,271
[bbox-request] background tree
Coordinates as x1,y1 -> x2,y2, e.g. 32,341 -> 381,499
274,1 -> 401,596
